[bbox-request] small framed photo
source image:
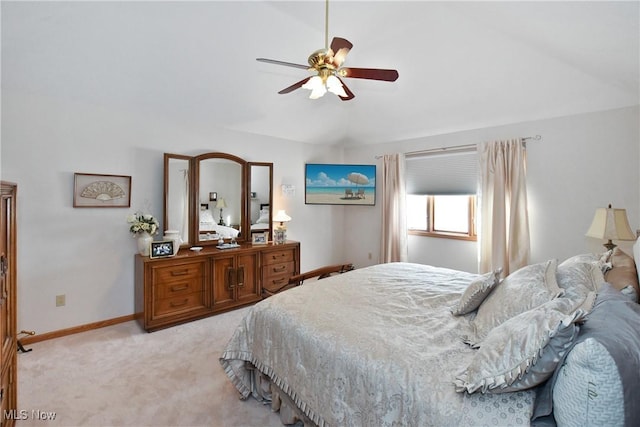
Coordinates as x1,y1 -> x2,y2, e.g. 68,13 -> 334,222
209,192 -> 217,202
73,173 -> 131,208
150,240 -> 174,259
251,232 -> 268,245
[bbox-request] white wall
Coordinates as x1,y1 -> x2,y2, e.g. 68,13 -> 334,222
2,86 -> 348,334
343,106 -> 640,273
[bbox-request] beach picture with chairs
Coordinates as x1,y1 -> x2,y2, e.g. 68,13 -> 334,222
305,163 -> 376,206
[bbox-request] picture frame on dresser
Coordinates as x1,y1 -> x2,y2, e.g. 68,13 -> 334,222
252,232 -> 268,245
149,241 -> 174,259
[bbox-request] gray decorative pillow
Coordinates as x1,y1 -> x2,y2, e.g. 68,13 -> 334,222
454,295 -> 593,394
470,259 -> 563,344
452,268 -> 502,316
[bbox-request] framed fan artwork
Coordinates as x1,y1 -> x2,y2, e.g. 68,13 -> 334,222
73,173 -> 132,208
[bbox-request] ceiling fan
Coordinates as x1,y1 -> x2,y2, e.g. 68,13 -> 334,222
256,0 -> 399,101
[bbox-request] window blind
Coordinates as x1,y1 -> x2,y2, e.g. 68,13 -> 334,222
405,150 -> 478,195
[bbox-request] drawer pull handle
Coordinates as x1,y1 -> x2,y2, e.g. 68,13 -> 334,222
272,253 -> 286,260
170,299 -> 188,308
170,284 -> 189,292
170,270 -> 189,276
273,265 -> 287,272
272,277 -> 286,285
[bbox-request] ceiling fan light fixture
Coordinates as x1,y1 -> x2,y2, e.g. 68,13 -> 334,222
326,75 -> 347,97
302,75 -> 327,99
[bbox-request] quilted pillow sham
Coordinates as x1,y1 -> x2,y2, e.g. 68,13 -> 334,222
470,259 -> 563,344
454,294 -> 593,395
552,338 -> 624,426
452,268 -> 502,316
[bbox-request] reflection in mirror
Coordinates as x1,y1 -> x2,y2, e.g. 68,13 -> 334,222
164,154 -> 191,246
249,163 -> 273,241
197,157 -> 244,244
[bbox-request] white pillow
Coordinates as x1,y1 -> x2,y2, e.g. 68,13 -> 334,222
455,296 -> 592,394
256,208 -> 270,224
556,261 -> 604,306
470,259 -> 563,344
452,268 -> 502,316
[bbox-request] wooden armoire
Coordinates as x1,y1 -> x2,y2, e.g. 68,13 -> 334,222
0,182 -> 17,426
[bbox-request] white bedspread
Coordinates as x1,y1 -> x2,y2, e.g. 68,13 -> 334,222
220,262 -> 535,426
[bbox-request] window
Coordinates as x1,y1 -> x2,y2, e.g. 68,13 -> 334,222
405,149 -> 477,241
407,194 -> 476,240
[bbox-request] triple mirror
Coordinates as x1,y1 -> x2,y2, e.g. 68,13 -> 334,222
164,152 -> 273,247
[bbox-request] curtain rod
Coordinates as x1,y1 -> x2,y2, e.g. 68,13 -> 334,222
375,135 -> 542,159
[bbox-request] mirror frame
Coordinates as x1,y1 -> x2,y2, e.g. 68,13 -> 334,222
163,153 -> 192,247
164,152 -> 274,248
193,152 -> 248,246
248,162 -> 274,243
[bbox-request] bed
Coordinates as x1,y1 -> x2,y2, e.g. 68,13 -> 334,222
220,241 -> 640,426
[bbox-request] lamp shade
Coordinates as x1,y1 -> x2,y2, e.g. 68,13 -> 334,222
273,210 -> 291,223
586,205 -> 635,241
216,198 -> 227,209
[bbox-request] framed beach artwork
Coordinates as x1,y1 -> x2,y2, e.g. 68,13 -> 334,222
305,164 -> 376,206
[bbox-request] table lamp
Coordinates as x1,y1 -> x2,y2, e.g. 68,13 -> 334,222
585,204 -> 636,251
216,198 -> 227,225
273,210 -> 291,244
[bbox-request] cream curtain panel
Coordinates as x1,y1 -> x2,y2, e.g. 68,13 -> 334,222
380,153 -> 408,263
478,139 -> 530,275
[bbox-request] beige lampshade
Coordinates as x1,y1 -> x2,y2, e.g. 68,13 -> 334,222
586,205 -> 635,242
216,198 -> 227,209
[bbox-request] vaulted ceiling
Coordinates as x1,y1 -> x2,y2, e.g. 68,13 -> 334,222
3,1 -> 638,146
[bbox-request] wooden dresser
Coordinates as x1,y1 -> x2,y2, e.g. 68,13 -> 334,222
0,182 -> 17,426
135,241 -> 299,332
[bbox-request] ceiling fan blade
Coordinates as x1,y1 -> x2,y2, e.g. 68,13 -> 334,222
330,37 -> 353,67
278,77 -> 312,94
336,77 -> 355,101
340,67 -> 399,82
256,58 -> 309,70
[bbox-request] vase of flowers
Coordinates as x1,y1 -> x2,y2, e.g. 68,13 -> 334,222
127,212 -> 159,256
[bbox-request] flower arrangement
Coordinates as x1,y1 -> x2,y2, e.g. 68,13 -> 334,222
126,212 -> 159,236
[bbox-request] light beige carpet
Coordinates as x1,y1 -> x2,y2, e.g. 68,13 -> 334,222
17,307 -> 283,427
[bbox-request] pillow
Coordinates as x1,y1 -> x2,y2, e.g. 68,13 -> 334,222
531,283 -> 640,426
452,268 -> 502,316
256,208 -> 270,224
604,247 -> 639,301
559,251 -> 612,274
470,259 -> 563,344
454,295 -> 593,394
556,261 -> 604,306
552,338 -> 624,426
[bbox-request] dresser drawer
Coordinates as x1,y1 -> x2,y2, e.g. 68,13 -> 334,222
263,249 -> 294,265
154,293 -> 205,317
155,278 -> 203,300
263,261 -> 295,277
262,260 -> 295,291
153,263 -> 203,283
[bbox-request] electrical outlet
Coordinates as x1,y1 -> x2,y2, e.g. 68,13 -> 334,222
55,294 -> 65,307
